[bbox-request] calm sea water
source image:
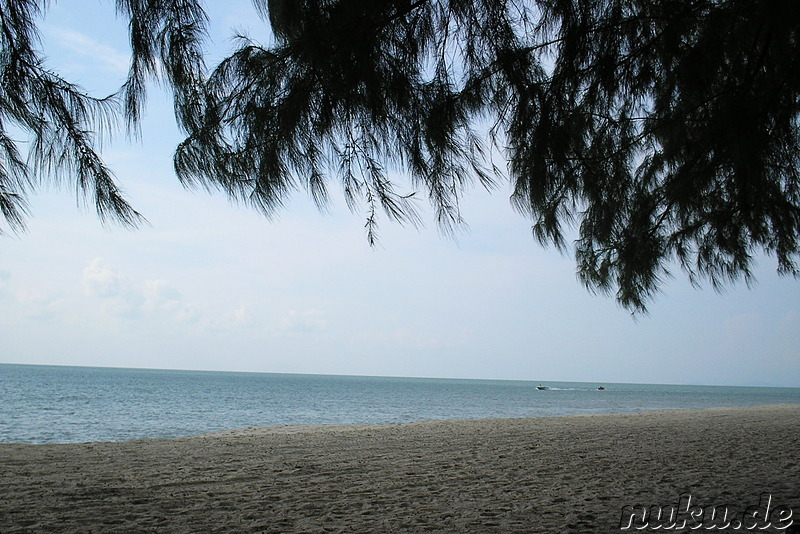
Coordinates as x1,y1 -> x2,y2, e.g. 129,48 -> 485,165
1,364 -> 798,444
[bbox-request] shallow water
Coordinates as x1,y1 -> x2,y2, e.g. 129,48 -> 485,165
1,363 -> 798,443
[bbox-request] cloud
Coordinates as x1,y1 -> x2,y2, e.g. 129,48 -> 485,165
82,258 -> 142,317
233,305 -> 251,324
280,309 -> 328,333
44,26 -> 130,75
0,271 -> 63,319
144,279 -> 200,323
79,260 -> 264,330
144,279 -> 182,310
83,258 -> 128,298
82,258 -> 199,321
198,304 -> 259,336
15,287 -> 65,320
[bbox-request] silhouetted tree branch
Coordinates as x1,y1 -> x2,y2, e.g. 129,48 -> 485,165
1,0 -> 143,230
2,0 -> 799,312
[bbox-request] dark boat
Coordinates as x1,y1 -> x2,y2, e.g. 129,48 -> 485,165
536,385 -> 550,390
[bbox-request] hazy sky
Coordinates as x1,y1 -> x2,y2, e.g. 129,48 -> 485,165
2,0 -> 799,387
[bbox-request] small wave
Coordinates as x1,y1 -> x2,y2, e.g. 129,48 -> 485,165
538,387 -> 601,391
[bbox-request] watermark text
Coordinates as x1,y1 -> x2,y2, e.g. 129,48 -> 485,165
619,493 -> 793,530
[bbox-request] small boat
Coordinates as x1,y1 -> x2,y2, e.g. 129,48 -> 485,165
536,385 -> 550,390
597,386 -> 605,391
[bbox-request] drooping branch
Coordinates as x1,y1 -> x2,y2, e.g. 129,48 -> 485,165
1,0 -> 798,312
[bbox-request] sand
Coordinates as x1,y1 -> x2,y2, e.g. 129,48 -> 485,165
1,405 -> 798,533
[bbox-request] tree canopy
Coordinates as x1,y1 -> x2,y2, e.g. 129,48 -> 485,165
1,0 -> 799,311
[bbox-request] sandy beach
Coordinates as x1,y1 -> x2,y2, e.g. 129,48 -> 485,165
1,405 -> 798,533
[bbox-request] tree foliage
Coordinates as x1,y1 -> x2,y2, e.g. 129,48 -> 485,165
0,0 -> 142,230
2,0 -> 799,311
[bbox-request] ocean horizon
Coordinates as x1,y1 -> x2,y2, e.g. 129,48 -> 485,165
2,363 -> 799,444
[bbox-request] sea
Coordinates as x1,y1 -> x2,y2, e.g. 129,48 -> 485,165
1,363 -> 798,444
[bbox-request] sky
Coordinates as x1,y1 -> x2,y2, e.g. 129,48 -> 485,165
1,0 -> 799,387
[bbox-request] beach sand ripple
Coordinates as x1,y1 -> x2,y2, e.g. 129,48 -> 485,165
1,405 -> 798,532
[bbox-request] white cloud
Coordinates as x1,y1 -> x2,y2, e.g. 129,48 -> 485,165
280,309 -> 328,333
83,258 -> 127,298
0,271 -> 63,319
233,305 -> 251,324
144,279 -> 201,324
15,287 -> 65,320
44,26 -> 130,75
143,279 -> 182,310
82,258 -> 141,317
197,304 -> 260,336
81,259 -> 200,322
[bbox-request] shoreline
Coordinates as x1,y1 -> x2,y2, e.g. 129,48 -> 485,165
2,404 -> 798,532
193,402 -> 800,440
6,402 -> 800,446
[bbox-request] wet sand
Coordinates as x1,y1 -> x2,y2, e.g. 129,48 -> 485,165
1,405 -> 798,532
